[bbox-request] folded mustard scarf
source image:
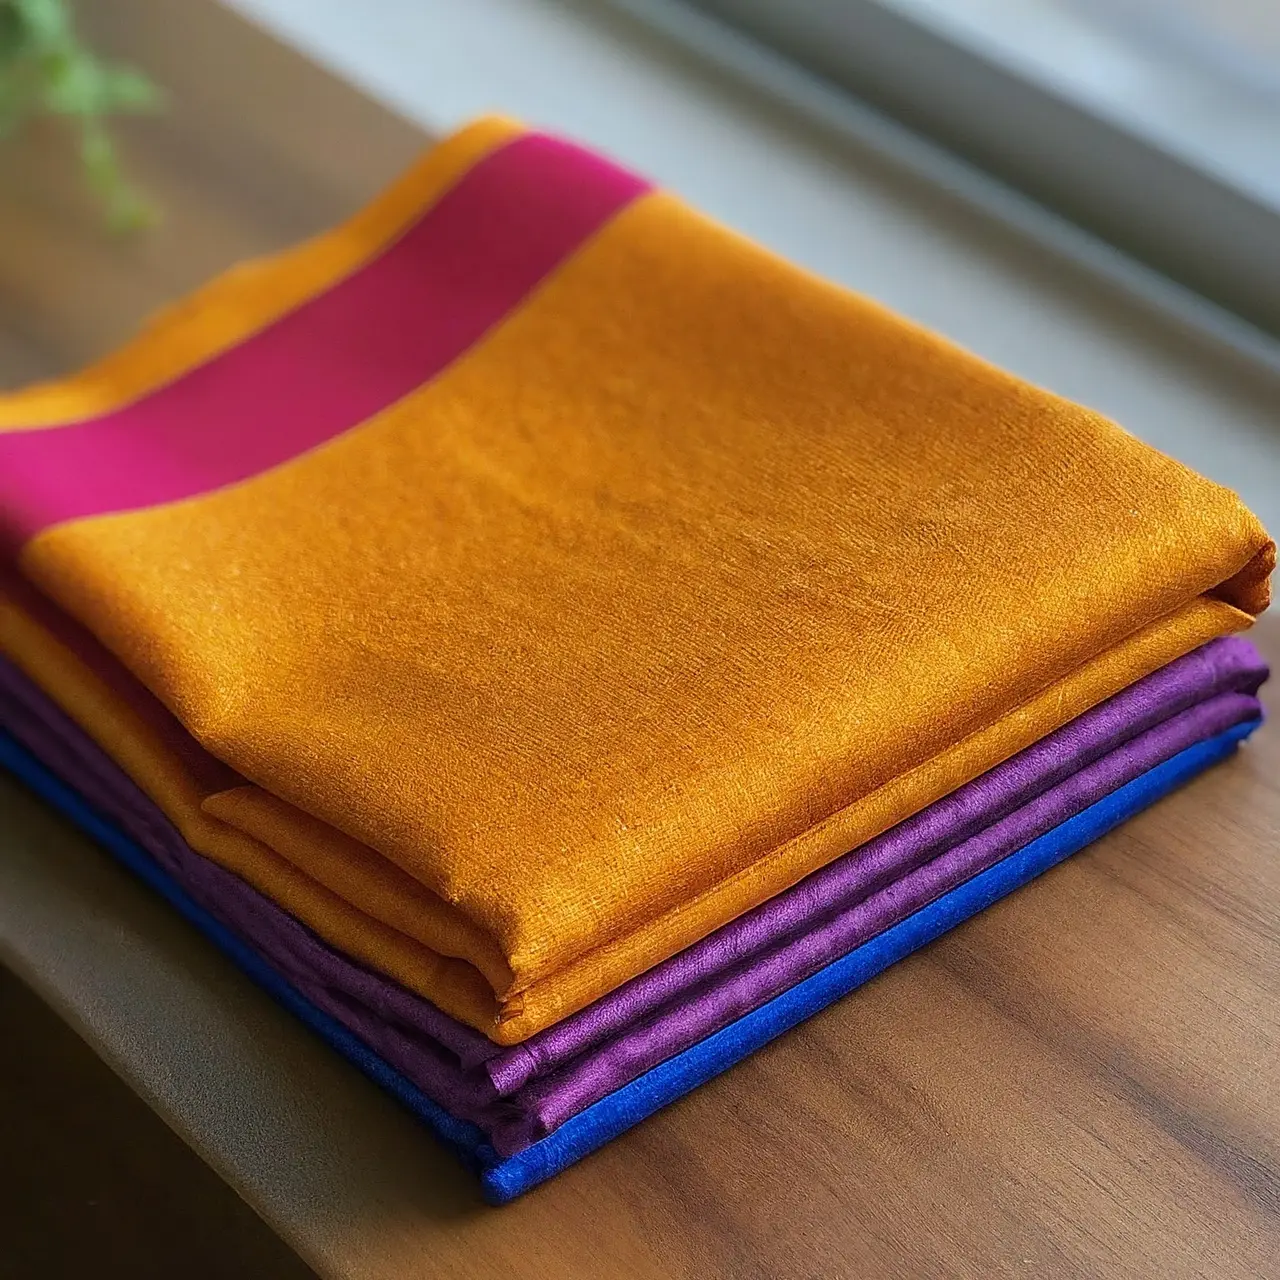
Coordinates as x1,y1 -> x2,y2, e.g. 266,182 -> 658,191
0,117 -> 1271,1041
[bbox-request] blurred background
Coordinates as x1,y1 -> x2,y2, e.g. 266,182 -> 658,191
223,0 -> 1280,338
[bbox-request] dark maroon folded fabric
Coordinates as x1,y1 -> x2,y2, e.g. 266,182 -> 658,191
0,636 -> 1266,1154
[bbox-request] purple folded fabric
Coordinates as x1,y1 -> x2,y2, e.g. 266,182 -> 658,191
0,636 -> 1267,1154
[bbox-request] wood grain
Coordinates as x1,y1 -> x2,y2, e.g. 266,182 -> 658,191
0,962 -> 320,1280
0,2 -> 1277,1277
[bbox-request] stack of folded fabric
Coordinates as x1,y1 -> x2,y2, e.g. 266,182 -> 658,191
0,118 -> 1271,1203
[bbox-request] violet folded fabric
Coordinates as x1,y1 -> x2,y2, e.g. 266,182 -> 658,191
0,636 -> 1266,1156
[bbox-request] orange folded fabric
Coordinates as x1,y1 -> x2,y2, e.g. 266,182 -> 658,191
0,117 -> 1271,1042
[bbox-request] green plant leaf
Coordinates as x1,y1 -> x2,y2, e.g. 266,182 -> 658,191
80,116 -> 154,230
0,8 -> 29,61
9,0 -> 71,47
0,0 -> 162,229
0,57 -> 38,130
40,49 -> 107,115
100,65 -> 159,111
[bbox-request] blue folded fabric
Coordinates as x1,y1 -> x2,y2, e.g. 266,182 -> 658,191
0,718 -> 1257,1204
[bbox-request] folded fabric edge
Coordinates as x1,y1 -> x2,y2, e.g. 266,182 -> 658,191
483,633 -> 1270,1094
0,639 -> 1265,1137
482,719 -> 1258,1201
0,593 -> 1259,1044
0,591 -> 520,1028
0,729 -> 496,1167
497,600 -> 1255,1037
1212,540 -> 1275,619
0,719 -> 1257,1203
485,689 -> 1264,1154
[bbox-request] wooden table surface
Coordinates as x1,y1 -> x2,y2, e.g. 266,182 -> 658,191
1,2 -> 1277,1277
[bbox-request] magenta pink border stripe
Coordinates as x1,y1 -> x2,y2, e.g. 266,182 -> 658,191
0,134 -> 649,552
